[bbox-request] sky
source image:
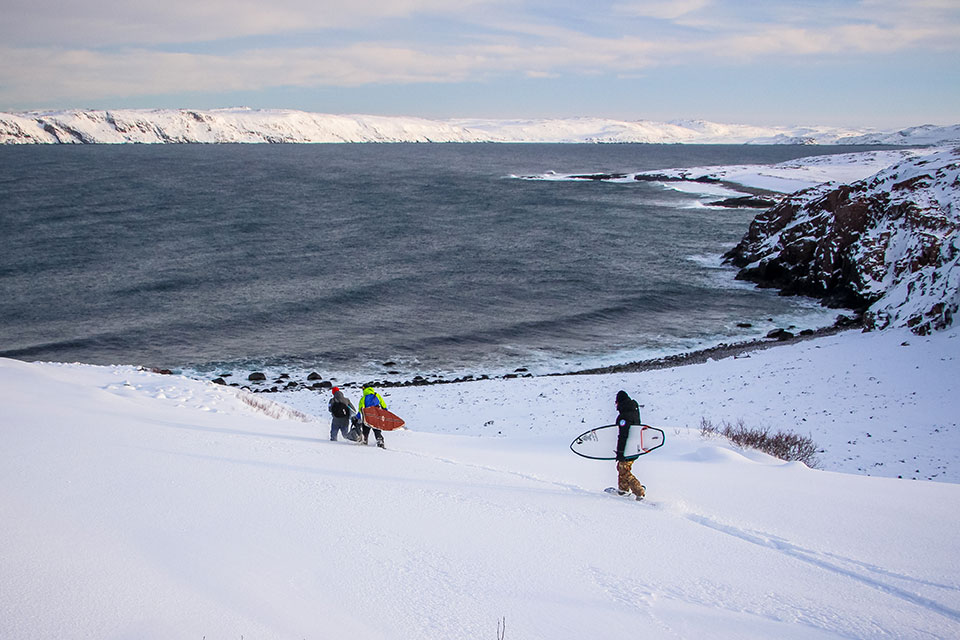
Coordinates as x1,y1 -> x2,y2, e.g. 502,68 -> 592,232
1,0 -> 958,128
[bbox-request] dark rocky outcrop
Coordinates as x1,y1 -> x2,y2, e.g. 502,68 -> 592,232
766,329 -> 795,341
569,173 -> 629,181
634,172 -> 721,184
707,195 -> 780,209
724,148 -> 960,335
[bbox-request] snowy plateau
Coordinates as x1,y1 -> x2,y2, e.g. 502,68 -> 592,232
2,141 -> 960,639
2,108 -> 960,144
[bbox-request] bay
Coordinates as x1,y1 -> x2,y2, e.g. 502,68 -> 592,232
0,143 -> 875,382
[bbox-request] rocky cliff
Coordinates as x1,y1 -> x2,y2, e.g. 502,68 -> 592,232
724,147 -> 960,335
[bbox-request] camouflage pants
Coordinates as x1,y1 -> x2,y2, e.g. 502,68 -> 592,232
617,459 -> 646,498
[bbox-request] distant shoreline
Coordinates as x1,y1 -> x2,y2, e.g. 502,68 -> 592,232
553,322 -> 858,377
4,108 -> 958,145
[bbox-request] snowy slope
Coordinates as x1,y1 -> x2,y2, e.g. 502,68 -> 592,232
837,124 -> 960,146
2,108 -> 959,144
635,149 -> 932,194
3,325 -> 960,639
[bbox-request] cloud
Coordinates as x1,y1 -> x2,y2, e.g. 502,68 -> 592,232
1,0 -> 506,47
1,0 -> 958,107
704,21 -> 960,60
0,36 -> 662,105
612,0 -> 711,20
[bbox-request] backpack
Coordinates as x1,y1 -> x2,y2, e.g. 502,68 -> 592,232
618,398 -> 641,426
330,400 -> 350,419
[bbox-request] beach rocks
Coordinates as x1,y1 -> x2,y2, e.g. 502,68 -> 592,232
235,370 -> 337,392
766,328 -> 795,341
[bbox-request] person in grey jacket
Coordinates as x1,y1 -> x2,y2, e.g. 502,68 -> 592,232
328,387 -> 359,442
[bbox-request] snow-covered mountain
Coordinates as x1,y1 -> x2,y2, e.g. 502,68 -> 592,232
836,124 -> 960,146
725,147 -> 960,334
2,107 -> 959,144
0,108 -> 493,144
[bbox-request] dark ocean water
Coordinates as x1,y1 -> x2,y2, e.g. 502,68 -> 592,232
0,144 -> 872,382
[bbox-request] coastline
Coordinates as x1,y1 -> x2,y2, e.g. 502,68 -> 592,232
255,318 -> 861,391
553,321 -> 859,377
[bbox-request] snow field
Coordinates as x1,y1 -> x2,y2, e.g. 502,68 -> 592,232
2,325 -> 960,638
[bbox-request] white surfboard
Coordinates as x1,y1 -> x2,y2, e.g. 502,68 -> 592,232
570,424 -> 665,460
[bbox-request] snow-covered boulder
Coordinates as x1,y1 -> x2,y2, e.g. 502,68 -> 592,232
724,147 -> 960,335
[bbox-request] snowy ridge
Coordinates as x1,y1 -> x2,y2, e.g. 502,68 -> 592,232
2,108 -> 959,144
726,147 -> 960,334
0,108 -> 494,144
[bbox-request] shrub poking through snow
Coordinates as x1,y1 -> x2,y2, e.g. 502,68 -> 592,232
700,418 -> 820,468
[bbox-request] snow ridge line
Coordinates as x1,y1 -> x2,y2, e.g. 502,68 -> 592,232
685,513 -> 960,623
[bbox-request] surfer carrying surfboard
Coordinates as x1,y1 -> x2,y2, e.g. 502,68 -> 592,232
357,385 -> 388,449
615,390 -> 646,500
329,387 -> 360,442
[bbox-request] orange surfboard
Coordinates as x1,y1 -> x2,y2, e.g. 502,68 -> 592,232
361,406 -> 406,431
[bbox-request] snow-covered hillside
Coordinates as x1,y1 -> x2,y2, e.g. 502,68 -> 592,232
2,325 -> 960,639
0,109 -> 493,144
2,108 -> 959,144
725,147 -> 960,334
525,149 -> 930,193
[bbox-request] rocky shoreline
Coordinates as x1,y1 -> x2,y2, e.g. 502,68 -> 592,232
178,316 -> 860,394
551,319 -> 859,376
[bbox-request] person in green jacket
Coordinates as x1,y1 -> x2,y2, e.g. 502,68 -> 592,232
357,385 -> 387,448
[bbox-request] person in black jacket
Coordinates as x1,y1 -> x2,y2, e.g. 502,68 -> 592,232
328,387 -> 359,442
614,390 -> 646,500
